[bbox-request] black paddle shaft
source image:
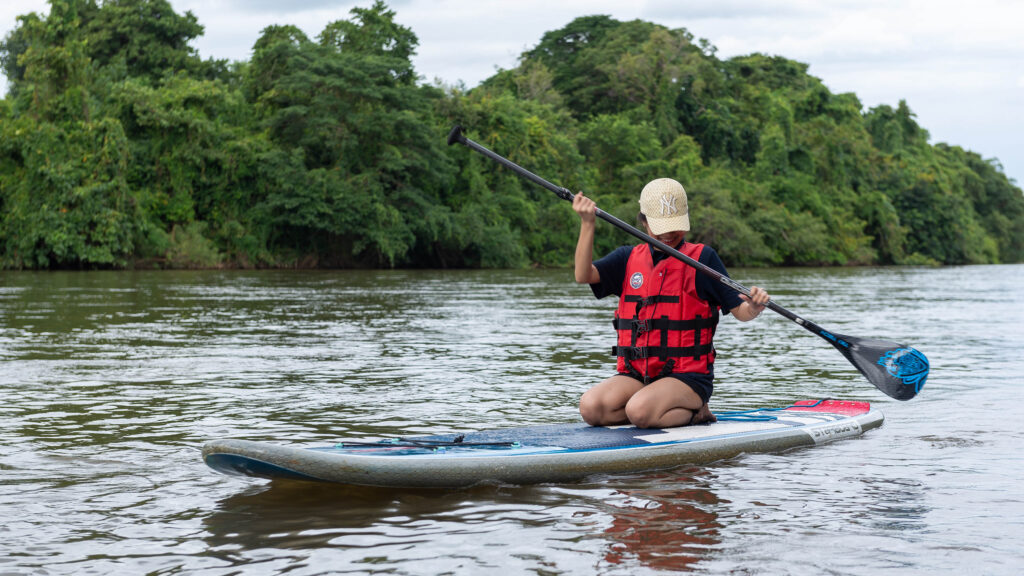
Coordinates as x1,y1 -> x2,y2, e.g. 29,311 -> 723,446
446,125 -> 928,400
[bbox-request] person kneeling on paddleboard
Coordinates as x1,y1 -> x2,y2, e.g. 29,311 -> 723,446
573,178 -> 770,429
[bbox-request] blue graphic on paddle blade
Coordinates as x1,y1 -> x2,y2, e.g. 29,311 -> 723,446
877,348 -> 929,393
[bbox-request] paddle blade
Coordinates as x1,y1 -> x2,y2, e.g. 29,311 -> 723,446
829,334 -> 929,400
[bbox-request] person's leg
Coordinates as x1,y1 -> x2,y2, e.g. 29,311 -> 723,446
623,377 -> 710,428
579,375 -> 644,426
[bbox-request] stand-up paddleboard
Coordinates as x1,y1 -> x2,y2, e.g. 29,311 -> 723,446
203,399 -> 882,488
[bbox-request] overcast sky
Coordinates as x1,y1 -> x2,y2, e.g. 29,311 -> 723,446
2,0 -> 1022,185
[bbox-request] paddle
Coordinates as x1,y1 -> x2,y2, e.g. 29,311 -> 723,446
447,125 -> 928,401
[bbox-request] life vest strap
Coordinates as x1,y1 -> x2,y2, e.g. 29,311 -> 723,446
612,316 -> 718,333
613,344 -> 714,362
624,295 -> 681,308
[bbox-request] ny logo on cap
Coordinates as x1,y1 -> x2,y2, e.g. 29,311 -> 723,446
659,194 -> 678,216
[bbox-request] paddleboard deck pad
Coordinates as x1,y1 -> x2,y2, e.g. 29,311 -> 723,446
203,399 -> 882,487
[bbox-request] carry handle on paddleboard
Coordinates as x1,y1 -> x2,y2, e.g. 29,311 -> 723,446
447,125 -> 928,401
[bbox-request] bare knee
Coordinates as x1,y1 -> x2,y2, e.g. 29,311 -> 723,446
625,395 -> 693,429
580,387 -> 627,426
624,398 -> 655,429
579,390 -> 604,426
579,376 -> 640,426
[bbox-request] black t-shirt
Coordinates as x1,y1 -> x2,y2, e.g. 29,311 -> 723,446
590,243 -> 744,314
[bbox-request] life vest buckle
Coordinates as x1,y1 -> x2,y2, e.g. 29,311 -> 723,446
632,318 -> 651,334
628,346 -> 648,360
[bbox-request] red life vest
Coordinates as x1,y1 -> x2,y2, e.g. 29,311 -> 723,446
614,243 -> 719,380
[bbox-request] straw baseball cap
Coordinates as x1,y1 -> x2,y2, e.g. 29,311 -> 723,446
639,178 -> 690,234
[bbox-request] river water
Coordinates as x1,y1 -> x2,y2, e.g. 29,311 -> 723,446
1,265 -> 1022,575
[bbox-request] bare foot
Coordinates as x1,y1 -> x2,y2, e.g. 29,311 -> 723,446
690,403 -> 717,425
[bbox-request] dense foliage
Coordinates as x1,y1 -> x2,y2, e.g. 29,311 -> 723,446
2,1 -> 1022,269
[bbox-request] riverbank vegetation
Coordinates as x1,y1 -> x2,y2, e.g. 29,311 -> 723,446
2,0 -> 1022,269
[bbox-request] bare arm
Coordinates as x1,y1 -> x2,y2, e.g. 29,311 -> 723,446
573,193 -> 601,284
730,285 -> 770,322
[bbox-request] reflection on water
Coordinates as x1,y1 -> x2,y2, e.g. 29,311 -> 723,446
203,471 -> 726,574
2,266 -> 1024,574
592,472 -> 722,572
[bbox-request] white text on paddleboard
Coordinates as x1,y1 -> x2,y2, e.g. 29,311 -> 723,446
806,421 -> 863,444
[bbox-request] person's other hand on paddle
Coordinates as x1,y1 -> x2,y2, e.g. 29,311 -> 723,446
735,285 -> 770,322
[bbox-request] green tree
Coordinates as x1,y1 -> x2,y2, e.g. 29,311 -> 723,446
82,0 -> 206,82
246,2 -> 453,266
0,116 -> 136,267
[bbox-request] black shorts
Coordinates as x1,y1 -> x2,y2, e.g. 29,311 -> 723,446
617,371 -> 714,405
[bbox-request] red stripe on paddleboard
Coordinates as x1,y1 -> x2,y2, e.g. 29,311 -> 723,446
786,399 -> 870,415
